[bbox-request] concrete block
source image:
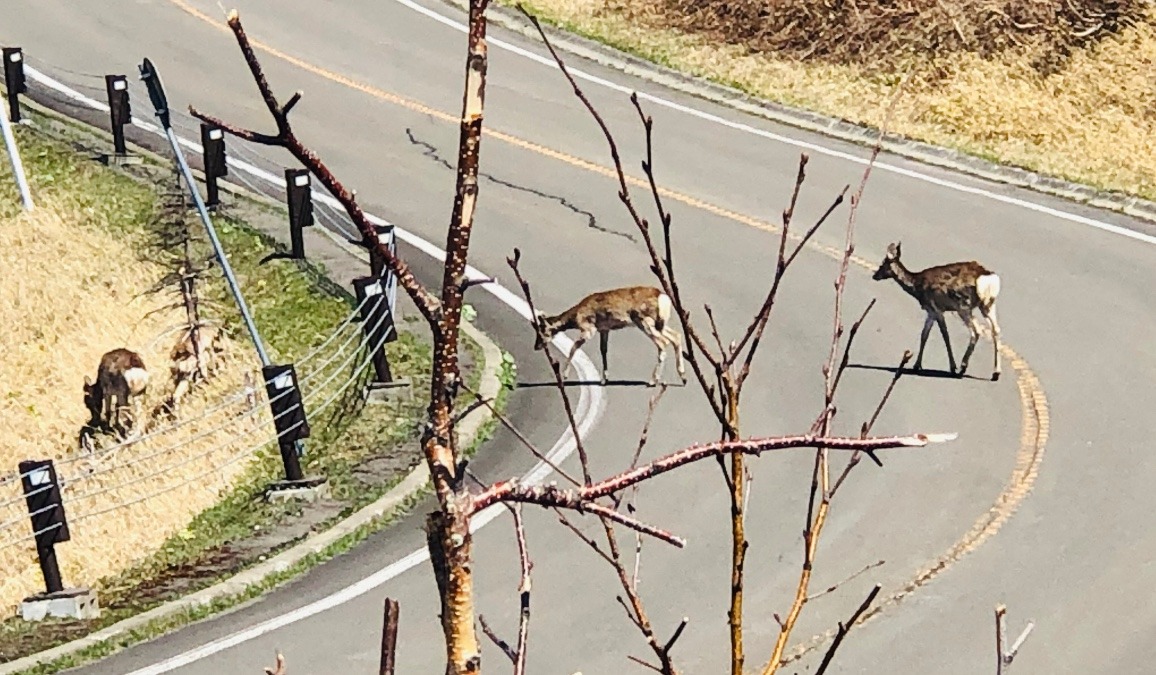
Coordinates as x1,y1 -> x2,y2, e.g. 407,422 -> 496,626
264,477 -> 329,504
20,588 -> 100,622
102,153 -> 143,167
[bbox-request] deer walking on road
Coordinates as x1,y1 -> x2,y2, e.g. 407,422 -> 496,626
535,285 -> 687,387
872,242 -> 1003,381
83,348 -> 152,433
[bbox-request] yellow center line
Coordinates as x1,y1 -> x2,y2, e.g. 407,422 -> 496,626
168,0 -> 1050,661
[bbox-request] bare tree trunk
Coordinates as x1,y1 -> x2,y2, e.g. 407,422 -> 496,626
723,377 -> 745,675
428,504 -> 481,674
425,0 -> 491,671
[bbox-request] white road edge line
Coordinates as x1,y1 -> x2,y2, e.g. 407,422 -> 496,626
22,65 -> 607,674
394,0 -> 1156,248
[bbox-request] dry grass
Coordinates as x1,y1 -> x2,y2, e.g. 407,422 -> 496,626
0,197 -> 266,612
645,0 -> 1145,71
508,0 -> 1156,201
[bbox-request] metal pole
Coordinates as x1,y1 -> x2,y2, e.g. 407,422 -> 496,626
0,94 -> 33,211
38,544 -> 63,594
138,58 -> 270,366
3,47 -> 26,124
20,459 -> 70,595
104,74 -> 130,157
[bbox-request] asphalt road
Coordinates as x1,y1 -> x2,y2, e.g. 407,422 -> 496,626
5,1 -> 1156,673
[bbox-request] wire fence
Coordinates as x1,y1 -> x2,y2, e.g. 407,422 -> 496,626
0,52 -> 408,606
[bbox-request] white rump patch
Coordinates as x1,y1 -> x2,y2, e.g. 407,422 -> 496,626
976,274 -> 1001,305
657,292 -> 673,324
123,367 -> 150,395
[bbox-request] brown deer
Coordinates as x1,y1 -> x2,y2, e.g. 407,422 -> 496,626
872,241 -> 1002,380
168,323 -> 226,409
534,285 -> 687,387
83,348 -> 151,433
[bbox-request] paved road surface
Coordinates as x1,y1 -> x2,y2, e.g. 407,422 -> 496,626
4,0 -> 1156,673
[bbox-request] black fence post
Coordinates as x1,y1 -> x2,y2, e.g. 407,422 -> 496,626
200,122 -> 227,209
353,276 -> 397,386
3,47 -> 26,124
104,74 -> 130,157
262,363 -> 310,484
18,460 -> 70,595
368,223 -> 394,279
285,168 -> 313,259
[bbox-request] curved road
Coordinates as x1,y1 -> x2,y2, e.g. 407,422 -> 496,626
5,1 -> 1156,673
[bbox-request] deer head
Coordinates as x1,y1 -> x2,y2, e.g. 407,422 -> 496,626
872,241 -> 903,281
533,312 -> 561,351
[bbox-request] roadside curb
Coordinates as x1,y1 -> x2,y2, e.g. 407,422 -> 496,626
452,0 -> 1156,226
0,99 -> 507,675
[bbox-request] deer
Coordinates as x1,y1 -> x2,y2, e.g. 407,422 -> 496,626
534,285 -> 687,387
872,241 -> 1003,381
168,323 -> 226,410
83,348 -> 152,434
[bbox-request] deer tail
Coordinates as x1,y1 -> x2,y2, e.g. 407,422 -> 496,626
976,273 -> 1001,307
655,292 -> 674,331
123,367 -> 150,395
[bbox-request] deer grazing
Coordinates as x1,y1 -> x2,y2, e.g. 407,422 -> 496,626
534,285 -> 687,387
83,348 -> 152,434
168,323 -> 226,409
872,241 -> 1002,380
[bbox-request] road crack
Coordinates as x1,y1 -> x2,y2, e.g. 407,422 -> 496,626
405,128 -> 636,243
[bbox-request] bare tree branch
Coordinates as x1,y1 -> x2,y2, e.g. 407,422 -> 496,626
507,248 -> 595,485
814,584 -> 882,675
512,505 -> 532,675
762,76 -> 907,675
479,615 -> 517,664
473,431 -> 954,513
806,560 -> 885,603
517,5 -> 726,426
461,381 -> 582,488
379,598 -> 400,675
188,10 -> 442,327
996,604 -> 1035,674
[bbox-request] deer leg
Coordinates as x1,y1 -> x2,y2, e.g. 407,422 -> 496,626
637,318 -> 669,387
599,330 -> 610,386
131,395 -> 145,437
101,389 -> 115,430
562,326 -> 595,381
562,337 -> 585,381
984,304 -> 1002,381
915,311 -> 935,371
661,325 -> 687,384
958,309 -> 980,377
936,314 -> 957,373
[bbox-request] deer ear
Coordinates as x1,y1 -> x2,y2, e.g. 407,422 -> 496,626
84,376 -> 92,387
895,241 -> 902,257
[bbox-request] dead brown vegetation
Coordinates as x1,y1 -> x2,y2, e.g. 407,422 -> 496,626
629,0 -> 1145,74
0,198 -> 260,612
505,0 -> 1156,202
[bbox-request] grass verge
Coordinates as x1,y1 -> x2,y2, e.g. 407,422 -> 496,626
0,107 -> 508,670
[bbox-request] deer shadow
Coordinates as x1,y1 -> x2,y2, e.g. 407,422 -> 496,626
516,378 -> 669,389
846,362 -> 990,381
